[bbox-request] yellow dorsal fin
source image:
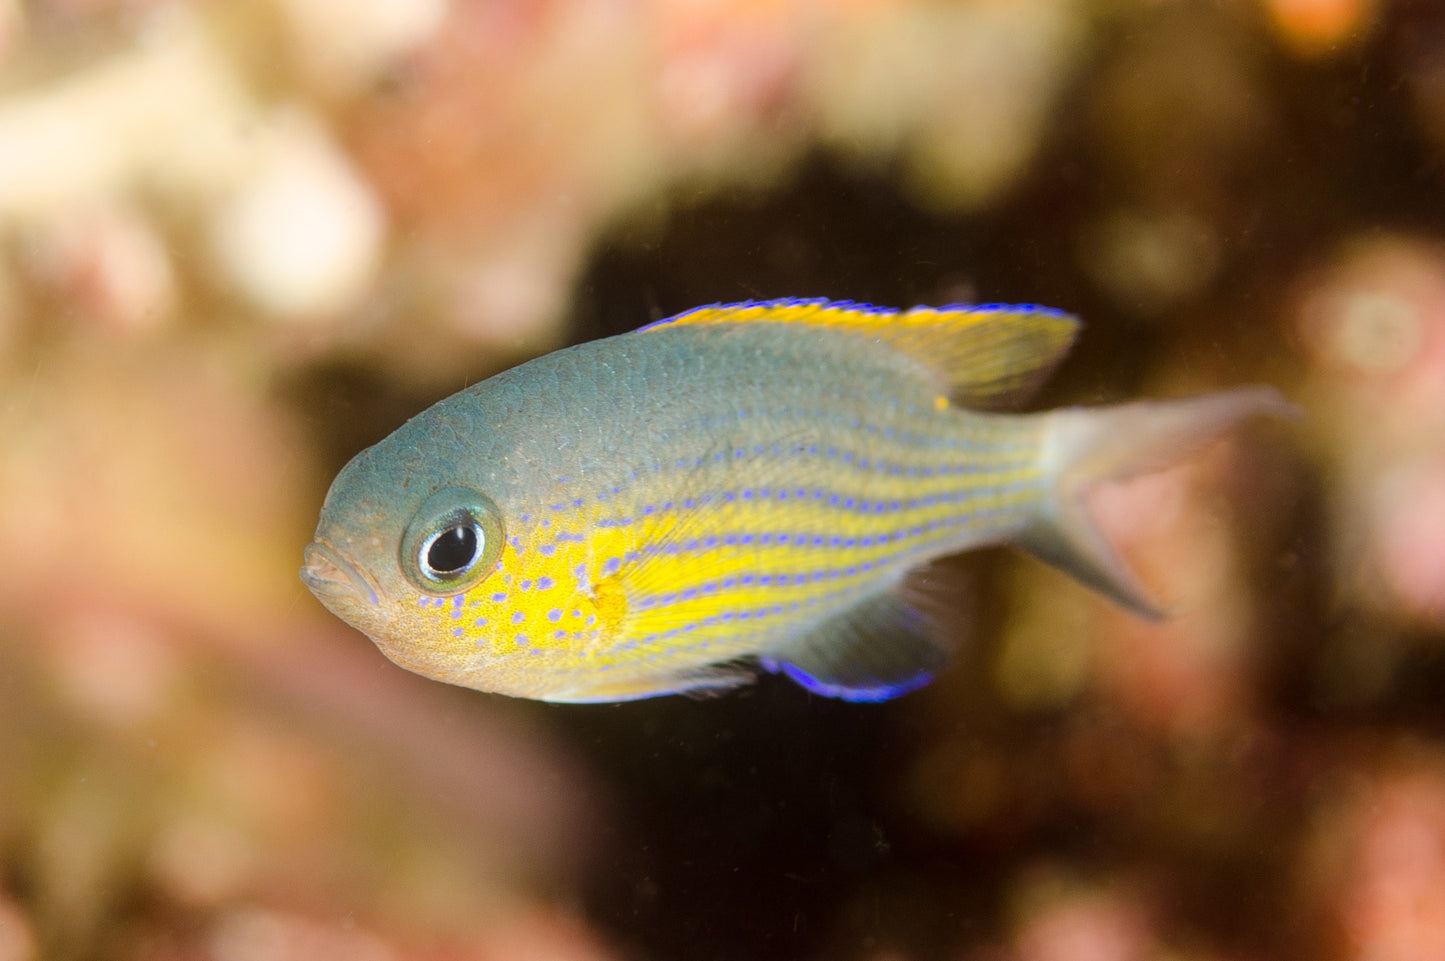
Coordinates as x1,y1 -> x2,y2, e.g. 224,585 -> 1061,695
639,298 -> 1079,409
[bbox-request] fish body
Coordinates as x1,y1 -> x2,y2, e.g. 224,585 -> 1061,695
302,299 -> 1290,703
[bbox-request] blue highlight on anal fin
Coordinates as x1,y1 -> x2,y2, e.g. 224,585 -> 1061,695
759,656 -> 936,702
757,589 -> 952,702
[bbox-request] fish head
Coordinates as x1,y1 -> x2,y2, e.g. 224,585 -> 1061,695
301,438 -> 518,686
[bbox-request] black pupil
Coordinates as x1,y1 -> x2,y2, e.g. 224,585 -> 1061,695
426,524 -> 478,576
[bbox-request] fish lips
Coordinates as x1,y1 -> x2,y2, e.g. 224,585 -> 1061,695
301,540 -> 384,610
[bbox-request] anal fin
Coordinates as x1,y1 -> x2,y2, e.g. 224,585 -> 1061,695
759,591 -> 952,702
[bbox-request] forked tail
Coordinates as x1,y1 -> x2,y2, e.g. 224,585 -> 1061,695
1018,387 -> 1298,617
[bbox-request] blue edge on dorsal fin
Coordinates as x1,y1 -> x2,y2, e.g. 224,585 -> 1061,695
635,297 -> 1069,333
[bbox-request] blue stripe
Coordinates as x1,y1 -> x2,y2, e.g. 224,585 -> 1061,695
577,478 -> 1040,540
623,507 -> 1005,622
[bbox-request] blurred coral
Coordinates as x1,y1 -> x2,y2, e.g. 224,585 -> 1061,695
1298,743 -> 1445,961
1296,237 -> 1445,629
1262,0 -> 1379,58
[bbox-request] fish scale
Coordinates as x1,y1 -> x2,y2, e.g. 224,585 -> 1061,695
302,298 -> 1293,703
483,341 -> 1048,696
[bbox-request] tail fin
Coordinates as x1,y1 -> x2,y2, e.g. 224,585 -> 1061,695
1018,387 -> 1299,618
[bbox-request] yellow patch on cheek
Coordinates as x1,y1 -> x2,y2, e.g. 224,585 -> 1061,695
590,576 -> 629,635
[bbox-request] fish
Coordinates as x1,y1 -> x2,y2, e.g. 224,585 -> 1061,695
300,298 -> 1293,703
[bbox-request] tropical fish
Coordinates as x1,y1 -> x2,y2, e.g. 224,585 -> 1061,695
301,298 -> 1291,703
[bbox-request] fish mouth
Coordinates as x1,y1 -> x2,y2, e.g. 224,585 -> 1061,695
301,540 -> 382,607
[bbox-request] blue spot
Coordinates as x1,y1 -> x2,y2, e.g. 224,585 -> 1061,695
516,634 -> 529,646
473,617 -> 489,627
539,543 -> 556,556
536,576 -> 555,591
491,592 -> 508,603
547,609 -> 562,622
511,611 -> 525,625
554,629 -> 568,639
603,557 -> 621,575
452,627 -> 464,638
520,579 -> 532,591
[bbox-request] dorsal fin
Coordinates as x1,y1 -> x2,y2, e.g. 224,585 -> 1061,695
638,297 -> 1080,410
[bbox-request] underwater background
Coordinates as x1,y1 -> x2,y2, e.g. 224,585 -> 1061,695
2,1 -> 1445,958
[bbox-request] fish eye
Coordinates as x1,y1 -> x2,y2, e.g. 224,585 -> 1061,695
401,487 -> 505,594
419,522 -> 483,580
